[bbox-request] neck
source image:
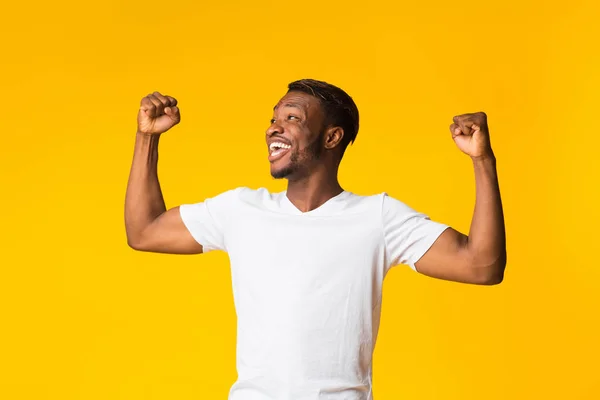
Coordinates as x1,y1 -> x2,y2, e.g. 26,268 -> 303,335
285,165 -> 343,213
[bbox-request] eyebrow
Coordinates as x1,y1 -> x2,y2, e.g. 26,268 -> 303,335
273,102 -> 304,111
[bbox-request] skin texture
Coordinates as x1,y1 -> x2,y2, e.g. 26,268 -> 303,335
268,93 -> 326,179
125,91 -> 506,285
125,92 -> 202,254
266,91 -> 346,211
415,113 -> 506,285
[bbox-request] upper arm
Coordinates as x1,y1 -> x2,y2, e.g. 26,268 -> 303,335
129,189 -> 239,254
413,227 -> 474,283
129,206 -> 204,254
414,228 -> 502,285
382,194 -> 497,285
382,193 -> 450,271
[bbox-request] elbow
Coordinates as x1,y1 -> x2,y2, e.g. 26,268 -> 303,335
127,237 -> 142,251
481,268 -> 504,285
472,252 -> 507,285
126,233 -> 146,251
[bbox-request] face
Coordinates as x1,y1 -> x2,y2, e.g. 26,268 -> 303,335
266,91 -> 327,179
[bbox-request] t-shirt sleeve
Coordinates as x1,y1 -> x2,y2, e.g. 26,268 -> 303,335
381,193 -> 450,272
178,188 -> 240,253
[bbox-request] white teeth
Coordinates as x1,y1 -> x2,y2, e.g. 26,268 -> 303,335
269,142 -> 291,151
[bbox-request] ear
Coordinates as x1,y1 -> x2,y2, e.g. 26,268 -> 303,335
324,126 -> 344,150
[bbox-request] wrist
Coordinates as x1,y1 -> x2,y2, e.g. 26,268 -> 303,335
136,131 -> 161,142
134,131 -> 161,158
471,151 -> 496,164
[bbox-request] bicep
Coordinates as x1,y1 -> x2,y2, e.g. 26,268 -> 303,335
130,206 -> 204,254
414,228 -> 485,284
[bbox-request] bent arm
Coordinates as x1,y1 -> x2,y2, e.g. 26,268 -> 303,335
124,132 -> 203,254
415,155 -> 506,285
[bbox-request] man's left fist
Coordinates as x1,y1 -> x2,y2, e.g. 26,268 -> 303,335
450,112 -> 493,159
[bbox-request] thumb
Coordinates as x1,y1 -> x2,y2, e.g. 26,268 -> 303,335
450,123 -> 462,138
139,106 -> 155,119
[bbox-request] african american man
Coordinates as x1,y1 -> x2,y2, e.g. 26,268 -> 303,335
124,79 -> 507,400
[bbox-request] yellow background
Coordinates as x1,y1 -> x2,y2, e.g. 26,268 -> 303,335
1,0 -> 599,399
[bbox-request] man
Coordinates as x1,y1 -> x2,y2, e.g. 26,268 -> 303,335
125,79 -> 506,399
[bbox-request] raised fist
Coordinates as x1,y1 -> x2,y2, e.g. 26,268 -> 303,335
137,92 -> 181,135
449,112 -> 493,159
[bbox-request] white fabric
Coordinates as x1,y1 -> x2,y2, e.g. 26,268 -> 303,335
179,187 -> 449,400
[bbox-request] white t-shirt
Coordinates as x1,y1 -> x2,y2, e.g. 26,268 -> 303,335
179,187 -> 449,400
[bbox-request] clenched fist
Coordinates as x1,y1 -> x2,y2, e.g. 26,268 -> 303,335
449,112 -> 493,159
137,92 -> 181,135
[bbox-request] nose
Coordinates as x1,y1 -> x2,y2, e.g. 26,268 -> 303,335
266,120 -> 283,137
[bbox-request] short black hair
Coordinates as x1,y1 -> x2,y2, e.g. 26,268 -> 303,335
287,79 -> 359,156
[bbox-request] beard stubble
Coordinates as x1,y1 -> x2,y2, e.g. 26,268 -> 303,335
271,130 -> 324,179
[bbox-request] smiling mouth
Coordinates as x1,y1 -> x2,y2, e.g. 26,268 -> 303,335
269,142 -> 291,162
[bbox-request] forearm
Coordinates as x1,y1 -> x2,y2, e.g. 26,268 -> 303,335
467,153 -> 507,275
124,132 -> 167,244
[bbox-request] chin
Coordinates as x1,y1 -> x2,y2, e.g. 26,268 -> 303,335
270,163 -> 295,179
270,169 -> 289,179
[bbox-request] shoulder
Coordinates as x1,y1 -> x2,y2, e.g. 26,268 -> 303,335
328,191 -> 385,216
380,192 -> 418,215
203,187 -> 246,204
231,186 -> 282,210
343,192 -> 415,214
235,186 -> 275,201
207,186 -> 270,198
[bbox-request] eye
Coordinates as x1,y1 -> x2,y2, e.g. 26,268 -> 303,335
270,118 -> 276,124
287,115 -> 299,120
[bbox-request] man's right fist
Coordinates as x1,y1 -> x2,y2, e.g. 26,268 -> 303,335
137,92 -> 181,135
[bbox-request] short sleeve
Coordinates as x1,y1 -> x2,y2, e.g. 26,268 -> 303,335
382,193 -> 450,271
179,188 -> 240,253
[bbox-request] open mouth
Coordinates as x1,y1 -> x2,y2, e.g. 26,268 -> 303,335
268,142 -> 291,162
